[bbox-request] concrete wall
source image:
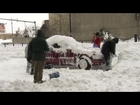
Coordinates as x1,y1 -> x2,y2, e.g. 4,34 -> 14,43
49,13 -> 140,41
12,37 -> 33,44
71,13 -> 140,41
0,33 -> 16,39
0,33 -> 33,44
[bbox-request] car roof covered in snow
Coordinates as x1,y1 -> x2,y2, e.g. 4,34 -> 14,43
46,35 -> 103,58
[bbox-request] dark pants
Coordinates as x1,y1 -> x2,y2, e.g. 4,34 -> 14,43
33,61 -> 45,82
102,52 -> 112,70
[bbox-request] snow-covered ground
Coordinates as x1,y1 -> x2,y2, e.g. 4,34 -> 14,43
0,37 -> 140,92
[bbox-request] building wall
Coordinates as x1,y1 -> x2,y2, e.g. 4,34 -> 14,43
49,13 -> 140,41
49,13 -> 70,35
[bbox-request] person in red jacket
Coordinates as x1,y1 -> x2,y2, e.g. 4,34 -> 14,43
92,32 -> 102,48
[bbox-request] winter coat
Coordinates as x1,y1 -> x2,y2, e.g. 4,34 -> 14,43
28,30 -> 49,61
101,37 -> 119,56
92,35 -> 102,48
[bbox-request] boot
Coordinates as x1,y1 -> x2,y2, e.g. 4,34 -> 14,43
105,66 -> 109,71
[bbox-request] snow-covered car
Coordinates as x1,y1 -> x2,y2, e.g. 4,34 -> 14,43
45,35 -> 105,70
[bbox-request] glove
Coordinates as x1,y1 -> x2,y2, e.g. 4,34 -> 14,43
27,58 -> 32,63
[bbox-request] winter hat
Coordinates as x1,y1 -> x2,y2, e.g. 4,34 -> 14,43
36,29 -> 45,38
95,32 -> 100,36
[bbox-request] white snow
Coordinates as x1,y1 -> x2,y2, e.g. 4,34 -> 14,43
0,36 -> 140,92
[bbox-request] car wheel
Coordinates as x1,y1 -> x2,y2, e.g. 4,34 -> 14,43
78,58 -> 91,70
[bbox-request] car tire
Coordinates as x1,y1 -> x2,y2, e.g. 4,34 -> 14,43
78,58 -> 91,70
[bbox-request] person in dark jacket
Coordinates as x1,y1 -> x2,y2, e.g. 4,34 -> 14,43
28,29 -> 50,83
101,37 -> 119,71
